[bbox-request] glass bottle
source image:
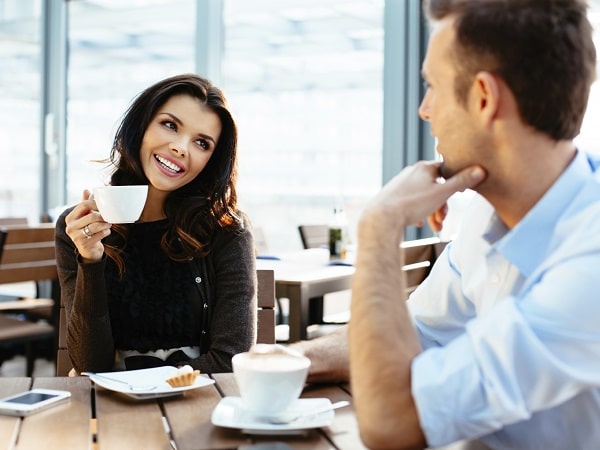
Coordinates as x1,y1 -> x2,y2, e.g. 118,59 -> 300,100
328,208 -> 348,259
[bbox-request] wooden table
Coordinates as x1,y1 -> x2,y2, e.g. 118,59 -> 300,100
256,259 -> 355,342
0,374 -> 365,450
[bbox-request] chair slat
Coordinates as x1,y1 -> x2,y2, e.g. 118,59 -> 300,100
0,224 -> 59,376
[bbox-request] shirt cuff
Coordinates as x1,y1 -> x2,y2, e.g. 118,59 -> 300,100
412,333 -> 493,446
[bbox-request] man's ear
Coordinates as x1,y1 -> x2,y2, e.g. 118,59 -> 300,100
471,71 -> 500,126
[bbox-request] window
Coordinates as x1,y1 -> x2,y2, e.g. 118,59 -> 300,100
577,7 -> 600,155
63,0 -> 195,214
4,0 -> 600,236
0,0 -> 42,221
222,0 -> 384,251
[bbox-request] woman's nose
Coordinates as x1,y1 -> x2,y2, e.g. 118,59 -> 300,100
170,140 -> 188,157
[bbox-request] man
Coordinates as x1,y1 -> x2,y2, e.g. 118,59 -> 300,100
291,0 -> 600,448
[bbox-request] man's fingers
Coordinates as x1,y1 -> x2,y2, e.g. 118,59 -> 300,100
443,166 -> 486,193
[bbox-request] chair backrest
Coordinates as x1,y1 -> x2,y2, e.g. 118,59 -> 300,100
0,217 -> 28,226
0,224 -> 59,376
0,229 -> 7,261
56,268 -> 277,376
298,224 -> 329,249
256,269 -> 275,344
0,224 -> 58,286
401,237 -> 449,299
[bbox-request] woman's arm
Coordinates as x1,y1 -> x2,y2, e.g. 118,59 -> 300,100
55,208 -> 116,373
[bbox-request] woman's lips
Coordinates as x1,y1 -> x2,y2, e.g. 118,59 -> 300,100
154,154 -> 184,177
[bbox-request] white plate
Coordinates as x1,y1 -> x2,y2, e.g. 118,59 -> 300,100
211,397 -> 334,435
85,366 -> 215,400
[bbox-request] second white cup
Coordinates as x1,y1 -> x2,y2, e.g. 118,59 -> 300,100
232,344 -> 311,416
92,185 -> 148,224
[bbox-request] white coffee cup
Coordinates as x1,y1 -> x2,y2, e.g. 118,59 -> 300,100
92,185 -> 148,224
232,344 -> 311,416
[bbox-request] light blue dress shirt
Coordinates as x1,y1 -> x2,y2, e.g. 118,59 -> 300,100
408,150 -> 600,449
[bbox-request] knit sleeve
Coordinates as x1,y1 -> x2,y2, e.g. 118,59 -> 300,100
55,208 -> 116,373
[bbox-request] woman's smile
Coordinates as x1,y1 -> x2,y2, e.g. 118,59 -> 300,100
154,154 -> 184,177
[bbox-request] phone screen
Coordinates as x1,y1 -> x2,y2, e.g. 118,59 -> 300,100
5,392 -> 57,405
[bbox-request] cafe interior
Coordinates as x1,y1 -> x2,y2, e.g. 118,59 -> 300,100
2,1 -> 600,448
0,0 -> 444,376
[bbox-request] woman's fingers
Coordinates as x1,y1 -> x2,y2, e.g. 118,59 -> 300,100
427,204 -> 448,232
64,190 -> 111,262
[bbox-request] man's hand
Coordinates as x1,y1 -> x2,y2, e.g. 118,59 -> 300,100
349,161 -> 485,449
361,161 -> 486,244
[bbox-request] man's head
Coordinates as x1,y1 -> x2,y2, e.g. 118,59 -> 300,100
423,0 -> 596,141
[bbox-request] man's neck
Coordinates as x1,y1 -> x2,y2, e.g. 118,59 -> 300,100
480,138 -> 577,229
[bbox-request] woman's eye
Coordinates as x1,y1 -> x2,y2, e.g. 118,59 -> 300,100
162,120 -> 177,131
195,138 -> 209,150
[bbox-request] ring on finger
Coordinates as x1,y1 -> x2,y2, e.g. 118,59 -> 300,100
82,225 -> 93,239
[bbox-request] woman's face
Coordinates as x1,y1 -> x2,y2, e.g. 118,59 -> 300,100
140,93 -> 222,194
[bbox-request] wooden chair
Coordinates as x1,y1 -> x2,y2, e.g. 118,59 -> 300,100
0,224 -> 58,376
0,217 -> 28,226
56,268 -> 276,376
256,269 -> 276,344
0,229 -> 6,259
298,224 -> 329,249
302,236 -> 449,340
402,236 -> 449,299
0,224 -> 59,314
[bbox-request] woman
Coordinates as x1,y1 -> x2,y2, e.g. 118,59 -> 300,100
55,74 -> 256,374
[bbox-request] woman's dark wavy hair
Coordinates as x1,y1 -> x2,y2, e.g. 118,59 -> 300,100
424,0 -> 596,141
103,74 -> 240,273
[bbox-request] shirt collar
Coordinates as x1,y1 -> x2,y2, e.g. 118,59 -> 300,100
492,150 -> 593,277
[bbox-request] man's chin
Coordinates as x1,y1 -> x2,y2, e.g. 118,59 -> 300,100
439,162 -> 455,179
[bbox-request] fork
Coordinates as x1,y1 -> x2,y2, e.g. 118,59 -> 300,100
81,372 -> 157,391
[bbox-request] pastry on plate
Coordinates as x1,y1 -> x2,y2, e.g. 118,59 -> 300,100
165,365 -> 200,387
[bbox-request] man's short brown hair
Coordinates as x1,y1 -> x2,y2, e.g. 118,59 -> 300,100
424,0 -> 596,141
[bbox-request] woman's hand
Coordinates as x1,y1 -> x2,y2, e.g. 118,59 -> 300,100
427,203 -> 448,233
64,189 -> 112,263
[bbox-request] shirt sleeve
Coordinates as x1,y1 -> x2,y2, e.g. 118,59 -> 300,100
411,241 -> 600,446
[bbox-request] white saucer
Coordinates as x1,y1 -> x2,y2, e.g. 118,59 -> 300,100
85,366 -> 215,400
211,397 -> 335,435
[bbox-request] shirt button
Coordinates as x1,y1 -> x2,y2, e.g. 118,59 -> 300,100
491,274 -> 500,284
203,303 -> 208,309
195,276 -> 202,283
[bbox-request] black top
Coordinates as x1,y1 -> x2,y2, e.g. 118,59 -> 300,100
105,220 -> 202,353
55,207 -> 257,374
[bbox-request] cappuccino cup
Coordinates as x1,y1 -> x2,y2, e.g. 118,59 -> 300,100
92,185 -> 148,224
232,344 -> 311,416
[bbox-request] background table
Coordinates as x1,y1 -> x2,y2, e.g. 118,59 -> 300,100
0,374 -> 365,450
256,259 -> 355,342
